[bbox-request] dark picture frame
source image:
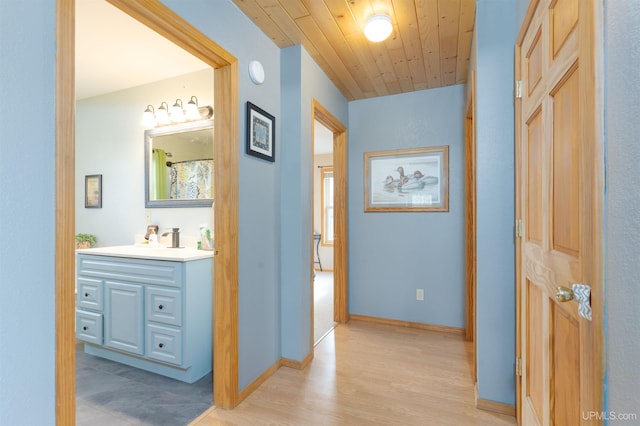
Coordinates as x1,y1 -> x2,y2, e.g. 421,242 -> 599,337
85,174 -> 102,208
246,101 -> 275,162
364,146 -> 449,212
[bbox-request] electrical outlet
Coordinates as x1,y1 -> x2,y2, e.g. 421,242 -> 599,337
145,211 -> 152,224
416,289 -> 424,301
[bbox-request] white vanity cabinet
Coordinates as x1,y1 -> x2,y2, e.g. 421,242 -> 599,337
75,247 -> 213,383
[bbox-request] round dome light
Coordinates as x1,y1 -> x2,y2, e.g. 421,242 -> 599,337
364,14 -> 392,42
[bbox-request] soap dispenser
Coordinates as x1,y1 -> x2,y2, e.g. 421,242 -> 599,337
148,229 -> 158,245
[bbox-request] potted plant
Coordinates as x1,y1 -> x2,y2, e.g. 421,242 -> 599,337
75,233 -> 97,249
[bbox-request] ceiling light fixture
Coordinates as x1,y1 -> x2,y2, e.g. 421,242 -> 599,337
364,14 -> 392,42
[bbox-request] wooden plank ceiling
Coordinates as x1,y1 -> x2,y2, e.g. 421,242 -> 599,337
232,0 -> 476,101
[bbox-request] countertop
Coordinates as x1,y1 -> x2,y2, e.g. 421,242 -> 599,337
76,245 -> 214,262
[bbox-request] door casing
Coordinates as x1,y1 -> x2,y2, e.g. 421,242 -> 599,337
55,2 -> 240,424
464,71 -> 477,383
312,100 -> 349,327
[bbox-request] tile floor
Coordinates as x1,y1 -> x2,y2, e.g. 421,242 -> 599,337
76,343 -> 212,425
75,273 -> 333,425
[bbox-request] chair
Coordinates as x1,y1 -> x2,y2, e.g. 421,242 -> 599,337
313,233 -> 322,272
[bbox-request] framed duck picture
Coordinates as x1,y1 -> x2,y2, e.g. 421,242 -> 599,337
364,146 -> 449,212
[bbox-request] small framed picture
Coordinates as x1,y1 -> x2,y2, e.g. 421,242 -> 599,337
85,174 -> 102,208
246,101 -> 275,162
364,146 -> 449,212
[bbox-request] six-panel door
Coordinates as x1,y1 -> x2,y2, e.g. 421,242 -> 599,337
517,0 -> 602,424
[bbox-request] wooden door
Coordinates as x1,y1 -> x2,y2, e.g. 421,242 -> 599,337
515,0 -> 603,425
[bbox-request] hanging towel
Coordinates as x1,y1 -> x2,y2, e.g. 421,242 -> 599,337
152,149 -> 168,199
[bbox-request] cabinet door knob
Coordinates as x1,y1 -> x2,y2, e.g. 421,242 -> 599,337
83,326 -> 88,331
159,343 -> 164,348
84,292 -> 89,297
158,304 -> 164,310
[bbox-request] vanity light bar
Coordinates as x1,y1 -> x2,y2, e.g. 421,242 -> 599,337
142,96 -> 213,128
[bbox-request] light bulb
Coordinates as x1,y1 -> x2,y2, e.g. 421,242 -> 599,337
185,96 -> 200,120
170,99 -> 185,122
141,105 -> 156,128
156,102 -> 170,125
365,14 -> 392,42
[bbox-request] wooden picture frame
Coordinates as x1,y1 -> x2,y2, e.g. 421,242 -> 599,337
84,174 -> 102,208
245,101 -> 275,162
364,146 -> 449,212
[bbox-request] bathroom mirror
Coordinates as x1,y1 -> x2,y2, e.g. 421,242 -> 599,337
145,119 -> 214,208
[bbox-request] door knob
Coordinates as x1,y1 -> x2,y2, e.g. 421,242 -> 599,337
555,286 -> 574,302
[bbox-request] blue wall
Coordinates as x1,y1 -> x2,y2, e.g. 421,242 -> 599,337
473,0 -> 519,405
603,1 -> 640,420
160,0 -> 283,392
0,1 -> 57,424
8,0 -> 639,422
348,85 -> 466,328
280,45 -> 348,362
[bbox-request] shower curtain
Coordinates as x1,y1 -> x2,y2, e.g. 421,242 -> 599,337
169,159 -> 213,199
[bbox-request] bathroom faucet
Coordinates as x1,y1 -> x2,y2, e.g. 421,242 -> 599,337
161,228 -> 180,248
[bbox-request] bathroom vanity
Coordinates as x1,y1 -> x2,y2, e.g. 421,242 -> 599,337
75,246 -> 213,383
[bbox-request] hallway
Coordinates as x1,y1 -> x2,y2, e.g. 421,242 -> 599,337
192,320 -> 516,425
314,271 -> 335,344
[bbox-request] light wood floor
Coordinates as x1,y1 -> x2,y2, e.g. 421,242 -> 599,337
191,320 -> 516,425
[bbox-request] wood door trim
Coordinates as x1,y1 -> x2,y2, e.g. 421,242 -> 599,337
107,0 -> 236,68
579,0 -> 605,418
56,1 -> 76,424
56,2 -> 240,423
514,40 -> 523,426
464,70 -> 477,386
312,100 -> 348,324
212,61 -> 240,409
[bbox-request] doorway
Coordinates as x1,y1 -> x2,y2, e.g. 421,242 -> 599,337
311,100 -> 348,338
56,0 -> 240,423
74,2 -> 214,423
313,120 -> 335,344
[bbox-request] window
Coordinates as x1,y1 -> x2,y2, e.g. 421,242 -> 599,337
321,168 -> 334,245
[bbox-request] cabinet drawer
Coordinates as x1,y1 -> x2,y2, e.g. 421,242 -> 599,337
76,310 -> 103,344
146,324 -> 182,365
147,287 -> 182,326
77,278 -> 103,311
78,255 -> 182,288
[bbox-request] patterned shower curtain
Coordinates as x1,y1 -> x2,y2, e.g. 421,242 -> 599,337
169,159 -> 213,199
